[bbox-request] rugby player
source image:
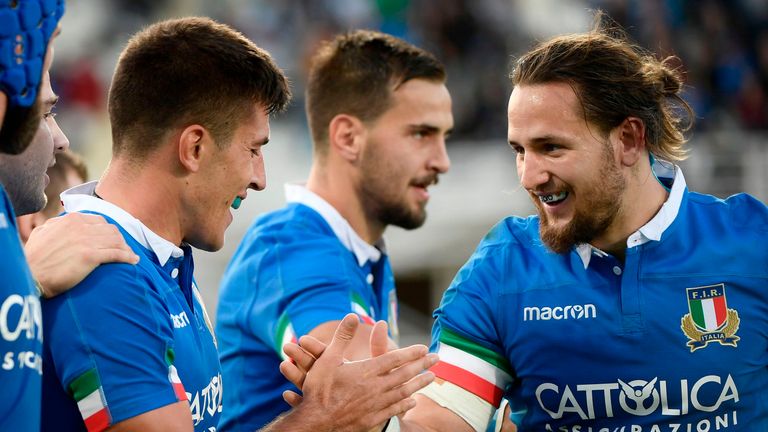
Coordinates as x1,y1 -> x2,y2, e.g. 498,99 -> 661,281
216,29 -> 452,431
41,17 -> 436,432
285,12 -> 768,431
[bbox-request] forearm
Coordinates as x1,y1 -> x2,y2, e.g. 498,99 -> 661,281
397,394 -> 476,432
388,416 -> 438,432
258,405 -> 332,432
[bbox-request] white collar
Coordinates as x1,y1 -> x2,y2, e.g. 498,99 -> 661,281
575,166 -> 686,269
284,183 -> 385,266
61,181 -> 184,266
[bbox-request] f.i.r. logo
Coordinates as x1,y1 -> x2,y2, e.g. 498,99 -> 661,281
680,284 -> 740,352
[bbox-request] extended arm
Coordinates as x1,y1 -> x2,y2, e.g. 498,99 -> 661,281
25,213 -> 139,297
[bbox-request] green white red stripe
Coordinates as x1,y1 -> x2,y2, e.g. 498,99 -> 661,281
430,328 -> 512,406
275,312 -> 298,360
687,285 -> 728,332
691,296 -> 726,331
351,292 -> 375,325
165,348 -> 187,401
69,368 -> 110,432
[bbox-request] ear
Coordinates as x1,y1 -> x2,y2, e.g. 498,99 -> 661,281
177,125 -> 211,173
612,116 -> 647,167
328,114 -> 366,162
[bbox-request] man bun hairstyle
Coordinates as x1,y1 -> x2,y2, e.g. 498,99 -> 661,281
510,11 -> 693,161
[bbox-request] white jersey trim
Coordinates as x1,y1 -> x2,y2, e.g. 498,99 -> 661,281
61,181 -> 184,266
284,183 -> 385,267
576,165 -> 687,268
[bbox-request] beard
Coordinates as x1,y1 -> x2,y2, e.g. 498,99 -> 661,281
0,100 -> 42,155
358,144 -> 433,231
361,184 -> 428,230
0,163 -> 47,216
537,146 -> 625,254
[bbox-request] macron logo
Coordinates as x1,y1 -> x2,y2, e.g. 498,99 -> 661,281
523,304 -> 597,321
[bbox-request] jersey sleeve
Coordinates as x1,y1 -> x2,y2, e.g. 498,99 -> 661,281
0,190 -> 43,432
420,227 -> 514,430
42,262 -> 184,431
248,232 -> 363,358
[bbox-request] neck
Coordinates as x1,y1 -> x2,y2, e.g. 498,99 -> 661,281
590,162 -> 670,260
306,161 -> 384,245
96,157 -> 184,246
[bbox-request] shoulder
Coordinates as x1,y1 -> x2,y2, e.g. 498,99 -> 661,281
43,259 -> 166,332
485,215 -> 539,246
465,215 -> 543,268
686,191 -> 768,234
233,203 -> 349,269
249,203 -> 331,238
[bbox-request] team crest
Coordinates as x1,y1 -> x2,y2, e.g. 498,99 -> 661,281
680,283 -> 739,352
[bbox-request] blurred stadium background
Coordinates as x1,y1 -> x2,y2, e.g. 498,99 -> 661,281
52,0 -> 768,346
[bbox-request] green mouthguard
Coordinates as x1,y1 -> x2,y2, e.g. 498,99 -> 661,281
231,196 -> 242,209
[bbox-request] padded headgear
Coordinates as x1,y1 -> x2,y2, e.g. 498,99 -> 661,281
0,0 -> 65,108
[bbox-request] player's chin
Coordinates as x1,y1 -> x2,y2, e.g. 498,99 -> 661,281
197,236 -> 225,252
189,227 -> 227,252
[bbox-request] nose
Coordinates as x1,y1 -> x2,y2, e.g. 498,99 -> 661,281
518,151 -> 549,191
249,155 -> 266,191
428,137 -> 451,174
51,117 -> 69,153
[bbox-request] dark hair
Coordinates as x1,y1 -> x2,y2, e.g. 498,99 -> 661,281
305,30 -> 445,155
510,11 -> 693,161
108,17 -> 291,159
42,150 -> 88,217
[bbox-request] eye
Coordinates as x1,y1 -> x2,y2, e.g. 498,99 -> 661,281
43,111 -> 57,120
250,148 -> 261,157
510,144 -> 524,155
543,143 -> 562,153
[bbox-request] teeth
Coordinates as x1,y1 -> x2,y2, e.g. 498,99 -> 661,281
539,191 -> 568,204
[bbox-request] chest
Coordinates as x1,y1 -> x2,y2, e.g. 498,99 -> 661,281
164,281 -> 222,430
501,249 -> 768,426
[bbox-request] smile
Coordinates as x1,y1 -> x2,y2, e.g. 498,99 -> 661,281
539,191 -> 568,205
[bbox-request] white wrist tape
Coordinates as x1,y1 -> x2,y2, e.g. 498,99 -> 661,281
382,415 -> 400,431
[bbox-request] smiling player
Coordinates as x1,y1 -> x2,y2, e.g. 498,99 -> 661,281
216,30 -> 453,431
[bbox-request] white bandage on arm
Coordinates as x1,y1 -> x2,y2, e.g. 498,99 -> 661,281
491,398 -> 510,432
416,380 -> 496,432
382,416 -> 401,431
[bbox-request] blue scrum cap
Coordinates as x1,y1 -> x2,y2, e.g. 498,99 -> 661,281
0,0 -> 65,108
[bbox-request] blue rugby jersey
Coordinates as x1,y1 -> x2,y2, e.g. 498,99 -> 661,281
0,185 -> 42,432
427,168 -> 768,430
41,182 -> 221,431
216,184 -> 398,431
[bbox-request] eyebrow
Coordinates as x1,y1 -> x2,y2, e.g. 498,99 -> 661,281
508,134 -> 564,146
408,123 -> 453,136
